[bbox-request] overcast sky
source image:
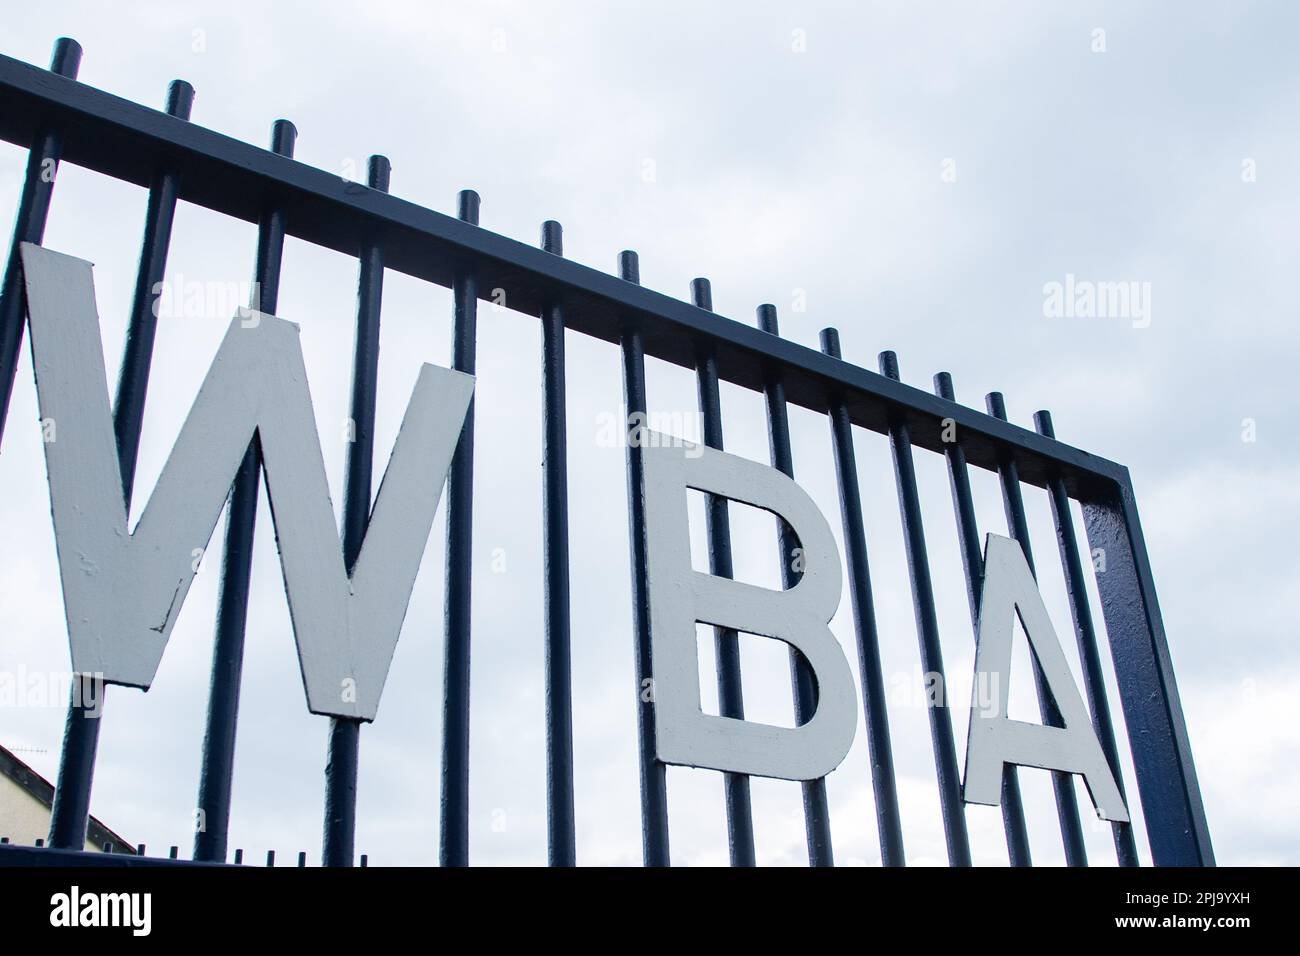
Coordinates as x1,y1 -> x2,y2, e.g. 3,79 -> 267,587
1,0 -> 1296,866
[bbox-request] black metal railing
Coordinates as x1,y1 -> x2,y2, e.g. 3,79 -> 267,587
0,38 -> 1212,867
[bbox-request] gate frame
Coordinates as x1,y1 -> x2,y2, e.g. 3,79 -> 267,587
0,45 -> 1213,867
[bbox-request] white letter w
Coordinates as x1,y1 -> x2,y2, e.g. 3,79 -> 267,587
21,243 -> 473,721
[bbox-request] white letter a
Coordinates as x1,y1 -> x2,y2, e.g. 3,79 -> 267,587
963,534 -> 1129,821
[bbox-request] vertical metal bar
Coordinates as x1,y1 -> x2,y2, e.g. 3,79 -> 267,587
113,79 -> 196,497
820,329 -> 905,866
47,675 -> 101,850
320,516 -> 367,867
986,392 -> 1087,867
932,372 -> 1033,866
878,350 -> 971,867
1082,483 -> 1214,865
440,189 -> 481,868
48,76 -> 193,852
756,305 -> 833,867
193,119 -> 297,862
691,277 -> 756,867
617,250 -> 671,867
1034,410 -> 1140,867
0,37 -> 81,444
322,155 -> 392,868
540,220 -> 576,867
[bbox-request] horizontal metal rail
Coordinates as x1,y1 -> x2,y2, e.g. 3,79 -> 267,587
0,845 -> 228,867
0,51 -> 1122,497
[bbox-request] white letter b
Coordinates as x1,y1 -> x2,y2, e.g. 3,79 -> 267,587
641,435 -> 856,780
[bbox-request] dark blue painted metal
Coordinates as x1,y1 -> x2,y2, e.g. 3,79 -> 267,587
440,188 -> 481,868
0,38 -> 80,446
879,350 -> 972,867
757,305 -> 833,867
0,42 -> 1214,868
113,79 -> 195,498
7,38 -> 86,854
986,392 -> 1087,867
323,155 -> 392,868
540,220 -> 576,867
692,278 -> 757,868
194,119 -> 297,864
1035,410 -> 1140,867
47,675 -> 101,851
1083,482 -> 1213,864
932,372 -> 1033,867
617,250 -> 671,867
821,329 -> 905,866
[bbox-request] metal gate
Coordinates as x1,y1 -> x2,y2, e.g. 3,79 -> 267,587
0,38 -> 1212,867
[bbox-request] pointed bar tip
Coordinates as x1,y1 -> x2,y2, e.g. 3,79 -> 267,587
51,38 -> 82,78
270,120 -> 298,158
986,391 -> 1008,420
541,220 -> 563,255
934,371 -> 954,400
166,80 -> 195,120
690,277 -> 712,310
367,155 -> 391,192
457,190 -> 481,225
1033,409 -> 1055,438
819,327 -> 841,358
878,350 -> 900,381
618,250 -> 640,283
